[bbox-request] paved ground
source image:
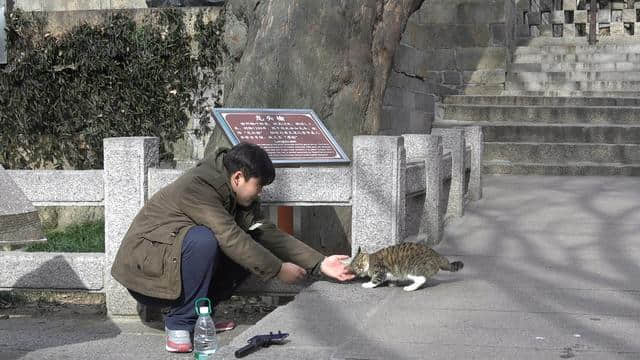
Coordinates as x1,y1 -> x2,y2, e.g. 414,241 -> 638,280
2,175 -> 640,359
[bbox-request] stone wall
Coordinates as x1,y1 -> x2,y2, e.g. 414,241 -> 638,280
381,0 -> 511,135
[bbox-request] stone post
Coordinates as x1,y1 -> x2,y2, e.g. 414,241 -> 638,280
351,136 -> 406,255
402,134 -> 443,244
424,135 -> 444,245
431,128 -> 465,219
465,126 -> 484,201
104,137 -> 159,317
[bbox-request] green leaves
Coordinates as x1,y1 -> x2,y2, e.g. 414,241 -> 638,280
0,9 -> 224,169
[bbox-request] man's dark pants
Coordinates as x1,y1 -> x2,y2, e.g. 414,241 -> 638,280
129,225 -> 250,331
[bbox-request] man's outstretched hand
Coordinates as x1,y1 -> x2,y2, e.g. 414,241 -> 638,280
320,255 -> 355,281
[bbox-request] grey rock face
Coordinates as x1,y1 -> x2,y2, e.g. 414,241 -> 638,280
206,0 -> 424,156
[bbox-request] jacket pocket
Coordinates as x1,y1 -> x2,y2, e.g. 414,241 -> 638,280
132,238 -> 167,277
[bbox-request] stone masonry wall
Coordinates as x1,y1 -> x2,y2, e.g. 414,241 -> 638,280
381,0 -> 510,135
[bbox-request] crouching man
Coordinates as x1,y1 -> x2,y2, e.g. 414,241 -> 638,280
111,142 -> 354,353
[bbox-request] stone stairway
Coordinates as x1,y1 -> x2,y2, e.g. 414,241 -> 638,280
434,37 -> 640,176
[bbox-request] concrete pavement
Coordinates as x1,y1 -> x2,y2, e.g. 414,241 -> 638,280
2,175 -> 640,359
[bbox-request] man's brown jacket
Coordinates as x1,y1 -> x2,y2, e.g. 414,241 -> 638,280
111,148 -> 325,300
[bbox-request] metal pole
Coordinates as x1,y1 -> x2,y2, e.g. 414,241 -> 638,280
589,0 -> 597,45
0,0 -> 6,64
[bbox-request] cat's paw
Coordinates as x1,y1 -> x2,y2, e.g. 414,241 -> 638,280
362,282 -> 377,289
403,285 -> 420,291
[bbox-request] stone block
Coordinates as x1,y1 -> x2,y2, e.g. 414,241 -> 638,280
563,0 -> 577,10
462,85 -> 504,95
455,3 -> 506,24
463,70 -> 506,85
351,136 -> 406,254
517,24 -> 531,37
611,22 -> 625,34
540,0 -> 555,12
552,10 -> 566,23
490,24 -> 506,46
612,10 -> 623,22
623,8 -> 636,22
598,9 -> 611,23
430,129 -> 465,220
531,25 -> 542,37
0,252 -> 104,290
612,1 -> 626,9
539,23 -> 554,36
564,23 -> 577,36
414,93 -> 436,113
383,86 -> 405,107
415,49 -> 456,73
456,47 -> 508,70
574,10 -> 588,23
443,71 -> 462,85
528,11 -> 542,25
76,0 -> 103,10
393,44 -> 419,76
416,24 -> 491,49
635,22 -> 640,35
542,11 -> 552,24
104,137 -> 159,316
409,111 -> 430,132
7,170 -> 103,204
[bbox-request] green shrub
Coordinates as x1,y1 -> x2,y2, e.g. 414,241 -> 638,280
0,9 -> 224,169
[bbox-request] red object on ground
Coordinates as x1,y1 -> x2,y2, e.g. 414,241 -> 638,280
277,206 -> 294,235
215,320 -> 236,332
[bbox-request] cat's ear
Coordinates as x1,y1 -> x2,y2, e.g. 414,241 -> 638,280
355,246 -> 362,256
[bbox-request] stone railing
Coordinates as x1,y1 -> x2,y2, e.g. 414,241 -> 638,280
0,128 -> 482,317
517,0 -> 640,38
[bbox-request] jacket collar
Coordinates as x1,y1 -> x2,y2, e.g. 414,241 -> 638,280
199,147 -> 237,208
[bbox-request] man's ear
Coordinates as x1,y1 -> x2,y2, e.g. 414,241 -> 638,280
230,170 -> 244,186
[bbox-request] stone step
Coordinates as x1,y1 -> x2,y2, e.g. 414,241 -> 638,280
510,62 -> 640,72
484,142 -> 640,164
508,71 -> 640,82
515,36 -> 640,47
443,95 -> 640,106
514,44 -> 640,56
484,161 -> 640,176
506,80 -> 640,92
434,121 -> 640,144
512,53 -> 640,64
443,104 -> 640,124
504,89 -> 640,97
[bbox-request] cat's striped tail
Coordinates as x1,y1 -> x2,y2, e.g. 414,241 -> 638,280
441,260 -> 464,272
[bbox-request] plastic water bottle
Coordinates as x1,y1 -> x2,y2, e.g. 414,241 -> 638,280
193,297 -> 218,359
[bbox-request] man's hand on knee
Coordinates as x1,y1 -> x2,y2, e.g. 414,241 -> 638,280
277,262 -> 307,284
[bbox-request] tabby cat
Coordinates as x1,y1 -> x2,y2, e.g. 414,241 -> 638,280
347,242 -> 464,291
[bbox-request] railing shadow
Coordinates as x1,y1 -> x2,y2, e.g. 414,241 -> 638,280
0,256 -> 121,359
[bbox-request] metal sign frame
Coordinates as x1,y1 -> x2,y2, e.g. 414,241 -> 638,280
212,108 -> 350,165
0,0 -> 6,64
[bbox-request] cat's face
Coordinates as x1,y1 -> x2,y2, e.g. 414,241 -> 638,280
348,247 -> 369,276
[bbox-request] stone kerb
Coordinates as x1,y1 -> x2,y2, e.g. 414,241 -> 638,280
103,137 -> 159,317
351,136 -> 407,255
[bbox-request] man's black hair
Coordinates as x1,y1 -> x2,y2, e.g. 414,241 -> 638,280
223,143 -> 275,186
